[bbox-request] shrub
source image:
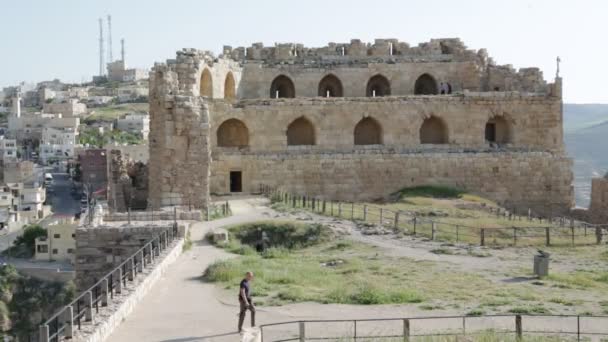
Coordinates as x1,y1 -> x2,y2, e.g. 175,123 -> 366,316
228,221 -> 332,251
393,185 -> 466,199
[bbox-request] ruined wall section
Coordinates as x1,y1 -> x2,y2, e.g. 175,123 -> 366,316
148,62 -> 211,209
209,95 -> 564,152
588,176 -> 608,223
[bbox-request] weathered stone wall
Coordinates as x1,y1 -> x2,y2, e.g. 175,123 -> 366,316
108,149 -> 149,211
209,95 -> 563,152
588,177 -> 608,223
74,225 -> 173,290
211,151 -> 573,215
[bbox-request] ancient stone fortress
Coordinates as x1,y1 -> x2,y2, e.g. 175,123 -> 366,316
148,38 -> 574,216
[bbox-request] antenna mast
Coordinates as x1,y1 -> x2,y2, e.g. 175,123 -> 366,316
98,18 -> 105,76
121,38 -> 125,63
107,15 -> 113,62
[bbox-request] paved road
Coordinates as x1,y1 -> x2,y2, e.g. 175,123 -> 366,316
46,172 -> 81,216
0,229 -> 24,254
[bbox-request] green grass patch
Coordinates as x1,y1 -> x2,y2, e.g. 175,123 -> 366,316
393,185 -> 466,199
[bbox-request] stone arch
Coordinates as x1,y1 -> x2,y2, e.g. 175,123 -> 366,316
200,68 -> 213,98
287,117 -> 315,146
485,116 -> 512,144
270,75 -> 295,98
318,74 -> 343,97
414,73 -> 438,95
366,74 -> 391,97
224,72 -> 236,100
420,116 -> 448,144
354,117 -> 382,145
217,119 -> 249,147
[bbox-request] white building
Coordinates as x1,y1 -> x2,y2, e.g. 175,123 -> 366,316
43,99 -> 87,117
8,113 -> 79,143
39,126 -> 78,164
115,113 -> 149,140
35,218 -> 76,263
0,136 -> 18,162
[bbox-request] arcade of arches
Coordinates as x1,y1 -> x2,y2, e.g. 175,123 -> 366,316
414,74 -> 438,95
270,75 -> 296,98
318,74 -> 344,97
217,119 -> 249,147
354,117 -> 382,145
200,69 -> 213,98
287,117 -> 315,146
224,72 -> 236,100
366,75 -> 391,97
420,116 -> 448,144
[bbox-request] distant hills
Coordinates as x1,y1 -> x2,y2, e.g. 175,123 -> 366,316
563,104 -> 608,207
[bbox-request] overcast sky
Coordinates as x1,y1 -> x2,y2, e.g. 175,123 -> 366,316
1,0 -> 606,103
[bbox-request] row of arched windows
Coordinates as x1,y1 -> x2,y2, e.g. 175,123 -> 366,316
271,73 -> 441,98
199,68 -> 445,100
200,69 -> 236,100
216,116 -> 511,147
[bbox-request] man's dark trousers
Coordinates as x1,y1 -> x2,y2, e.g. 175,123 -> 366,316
238,297 -> 255,331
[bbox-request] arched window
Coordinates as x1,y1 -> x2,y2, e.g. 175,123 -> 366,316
200,68 -> 213,98
217,119 -> 249,147
224,72 -> 236,100
270,75 -> 295,98
420,116 -> 448,144
414,74 -> 438,95
354,117 -> 382,145
366,75 -> 391,97
318,74 -> 343,97
485,116 -> 511,144
287,117 -> 315,146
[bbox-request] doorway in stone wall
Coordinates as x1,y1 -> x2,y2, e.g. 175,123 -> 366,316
485,123 -> 496,142
230,171 -> 242,193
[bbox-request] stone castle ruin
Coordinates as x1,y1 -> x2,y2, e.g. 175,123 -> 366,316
148,38 -> 574,216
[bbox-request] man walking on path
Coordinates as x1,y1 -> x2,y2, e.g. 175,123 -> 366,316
238,271 -> 255,333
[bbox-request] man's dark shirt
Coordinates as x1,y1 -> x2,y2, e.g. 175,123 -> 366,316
240,279 -> 251,299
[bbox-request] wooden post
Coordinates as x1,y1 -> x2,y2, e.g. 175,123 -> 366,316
515,315 -> 523,340
338,202 -> 342,217
545,227 -> 551,247
431,222 -> 436,240
394,212 -> 399,229
571,226 -> 575,246
312,198 -> 316,210
513,228 -> 517,246
351,203 -> 355,220
322,200 -> 326,213
115,268 -> 123,294
379,208 -> 384,226
363,205 -> 367,221
480,229 -> 485,246
403,319 -> 410,340
299,321 -> 306,342
331,201 -> 334,216
413,217 -> 417,235
528,208 -> 531,221
596,227 -> 603,245
128,258 -> 135,281
292,195 -> 296,208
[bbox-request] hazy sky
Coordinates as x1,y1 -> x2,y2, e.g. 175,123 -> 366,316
1,0 -> 606,103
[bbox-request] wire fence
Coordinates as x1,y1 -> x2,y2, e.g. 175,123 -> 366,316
259,314 -> 608,342
260,185 -> 607,247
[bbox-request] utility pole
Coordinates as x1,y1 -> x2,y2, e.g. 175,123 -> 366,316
98,18 -> 105,76
107,15 -> 113,63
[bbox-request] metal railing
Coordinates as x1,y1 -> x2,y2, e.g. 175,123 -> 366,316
260,186 -> 607,247
38,224 -> 180,342
259,314 -> 608,341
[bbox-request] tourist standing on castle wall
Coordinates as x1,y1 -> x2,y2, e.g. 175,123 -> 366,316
238,271 -> 256,333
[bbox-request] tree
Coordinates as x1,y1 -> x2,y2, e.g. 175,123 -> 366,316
13,225 -> 47,255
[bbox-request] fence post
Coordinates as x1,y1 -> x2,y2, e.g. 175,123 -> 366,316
394,212 -> 399,229
292,196 -> 296,208
528,208 -> 531,221
513,228 -> 517,246
139,250 -> 145,270
312,198 -> 316,211
363,205 -> 367,221
515,315 -> 523,340
299,321 -> 306,342
84,291 -> 93,322
101,278 -> 109,306
379,208 -> 384,226
331,201 -> 334,216
456,225 -> 459,243
338,202 -> 342,217
115,268 -> 123,294
322,200 -> 326,213
545,227 -> 551,247
39,324 -> 50,342
63,305 -> 74,339
480,229 -> 485,246
403,319 -> 410,340
413,217 -> 417,235
128,207 -> 131,225
577,315 -> 580,342
351,203 -> 355,220
128,258 -> 136,281
571,226 -> 575,247
596,227 -> 604,245
431,222 -> 436,240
